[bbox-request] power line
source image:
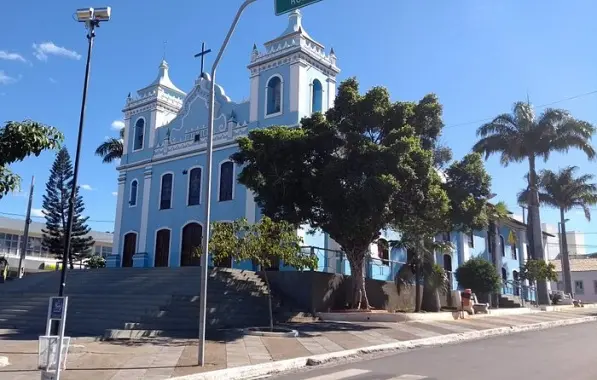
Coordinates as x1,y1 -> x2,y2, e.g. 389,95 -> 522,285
0,211 -> 114,224
444,89 -> 597,130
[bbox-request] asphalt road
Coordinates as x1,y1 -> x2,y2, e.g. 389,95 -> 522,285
270,321 -> 597,380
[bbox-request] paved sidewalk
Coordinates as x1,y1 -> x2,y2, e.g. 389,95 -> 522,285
1,308 -> 595,380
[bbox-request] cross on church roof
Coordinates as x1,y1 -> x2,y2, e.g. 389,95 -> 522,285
194,42 -> 212,78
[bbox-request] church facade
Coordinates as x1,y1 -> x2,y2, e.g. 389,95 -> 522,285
107,10 -> 340,271
107,10 -> 539,301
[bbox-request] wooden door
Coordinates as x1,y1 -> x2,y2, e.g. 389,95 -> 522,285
181,223 -> 202,266
122,233 -> 136,267
155,229 -> 171,267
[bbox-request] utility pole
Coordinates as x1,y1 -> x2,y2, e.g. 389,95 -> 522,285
17,176 -> 35,278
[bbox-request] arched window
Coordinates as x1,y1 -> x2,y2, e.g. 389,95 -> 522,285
134,118 -> 145,151
219,161 -> 234,202
266,76 -> 282,115
511,243 -> 517,260
377,239 -> 389,266
312,79 -> 323,113
154,228 -> 171,267
160,173 -> 173,210
187,167 -> 202,206
500,235 -> 506,257
122,232 -> 137,267
129,180 -> 138,207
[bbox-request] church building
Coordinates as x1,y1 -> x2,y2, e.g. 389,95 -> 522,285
107,10 -> 340,270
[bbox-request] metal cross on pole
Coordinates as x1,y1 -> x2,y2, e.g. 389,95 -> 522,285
194,42 -> 212,78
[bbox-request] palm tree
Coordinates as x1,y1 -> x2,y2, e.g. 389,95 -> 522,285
518,166 -> 597,295
95,128 -> 124,163
473,101 -> 595,304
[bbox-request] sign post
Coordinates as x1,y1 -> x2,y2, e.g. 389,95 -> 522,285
274,0 -> 323,15
39,297 -> 69,380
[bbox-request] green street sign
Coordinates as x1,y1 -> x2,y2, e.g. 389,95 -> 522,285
274,0 -> 323,16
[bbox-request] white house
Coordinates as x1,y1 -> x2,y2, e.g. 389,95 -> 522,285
551,258 -> 597,302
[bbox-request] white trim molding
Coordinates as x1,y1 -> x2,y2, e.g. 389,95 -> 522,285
128,179 -> 139,208
217,160 -> 236,202
264,74 -> 284,119
158,171 -> 175,210
245,189 -> 256,224
113,178 -> 126,265
132,116 -> 146,152
138,169 -> 152,253
186,165 -> 204,206
153,227 -> 172,267
122,118 -> 130,155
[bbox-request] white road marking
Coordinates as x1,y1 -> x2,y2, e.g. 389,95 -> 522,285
0,356 -> 8,367
302,368 -> 371,380
389,375 -> 429,380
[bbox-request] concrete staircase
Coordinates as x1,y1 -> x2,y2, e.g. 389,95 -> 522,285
499,294 -> 524,308
0,267 -> 307,338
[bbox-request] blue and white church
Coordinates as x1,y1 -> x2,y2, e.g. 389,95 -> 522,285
108,10 -> 542,300
108,10 -> 340,271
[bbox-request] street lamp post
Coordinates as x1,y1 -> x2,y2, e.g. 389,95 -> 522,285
58,7 -> 111,298
198,0 -> 258,366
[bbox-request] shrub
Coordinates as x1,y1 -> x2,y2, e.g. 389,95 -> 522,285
455,256 -> 501,294
87,255 -> 106,269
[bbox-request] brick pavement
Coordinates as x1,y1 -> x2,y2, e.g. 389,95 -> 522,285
0,308 -> 594,380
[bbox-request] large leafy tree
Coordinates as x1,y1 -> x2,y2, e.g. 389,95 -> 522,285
0,120 -> 63,199
209,217 -> 317,330
233,78 -> 445,310
518,166 -> 597,295
472,101 -> 595,304
42,147 -> 95,269
95,127 -> 123,164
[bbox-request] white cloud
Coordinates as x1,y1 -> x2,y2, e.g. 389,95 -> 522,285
0,50 -> 27,63
31,208 -> 45,217
111,191 -> 118,196
80,184 -> 94,191
32,42 -> 81,61
111,120 -> 125,130
48,77 -> 58,84
0,71 -> 17,85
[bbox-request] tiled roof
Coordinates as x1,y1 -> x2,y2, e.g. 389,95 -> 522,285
551,258 -> 597,272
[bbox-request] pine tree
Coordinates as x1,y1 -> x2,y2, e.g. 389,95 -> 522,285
42,147 -> 95,269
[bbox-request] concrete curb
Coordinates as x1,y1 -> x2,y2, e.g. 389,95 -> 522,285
170,315 -> 597,380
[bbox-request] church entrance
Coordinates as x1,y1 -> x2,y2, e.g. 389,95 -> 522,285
155,229 -> 171,267
213,255 -> 232,268
122,233 -> 136,267
181,223 -> 202,266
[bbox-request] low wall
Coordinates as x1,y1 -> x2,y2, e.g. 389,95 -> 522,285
261,271 -> 419,313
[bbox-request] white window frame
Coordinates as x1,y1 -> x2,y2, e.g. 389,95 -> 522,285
575,280 -> 584,295
264,74 -> 284,119
132,117 -> 146,152
158,171 -> 175,210
129,179 -> 139,208
217,160 -> 235,202
186,166 -> 204,206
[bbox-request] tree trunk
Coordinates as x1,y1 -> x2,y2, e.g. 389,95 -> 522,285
489,220 -> 501,308
527,155 -> 549,304
262,269 -> 275,331
559,208 -> 573,295
414,264 -> 422,312
348,253 -> 370,310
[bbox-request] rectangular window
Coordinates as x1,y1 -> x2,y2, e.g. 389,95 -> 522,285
575,280 -> 584,295
160,173 -> 173,210
219,162 -> 234,202
442,232 -> 450,242
188,167 -> 202,206
468,231 -> 474,248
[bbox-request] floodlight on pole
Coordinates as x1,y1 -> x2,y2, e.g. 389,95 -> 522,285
58,6 -> 110,300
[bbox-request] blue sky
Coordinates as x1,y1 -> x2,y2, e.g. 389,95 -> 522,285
1,0 -> 597,252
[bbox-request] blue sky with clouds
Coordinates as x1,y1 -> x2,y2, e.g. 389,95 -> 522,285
1,0 -> 597,252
